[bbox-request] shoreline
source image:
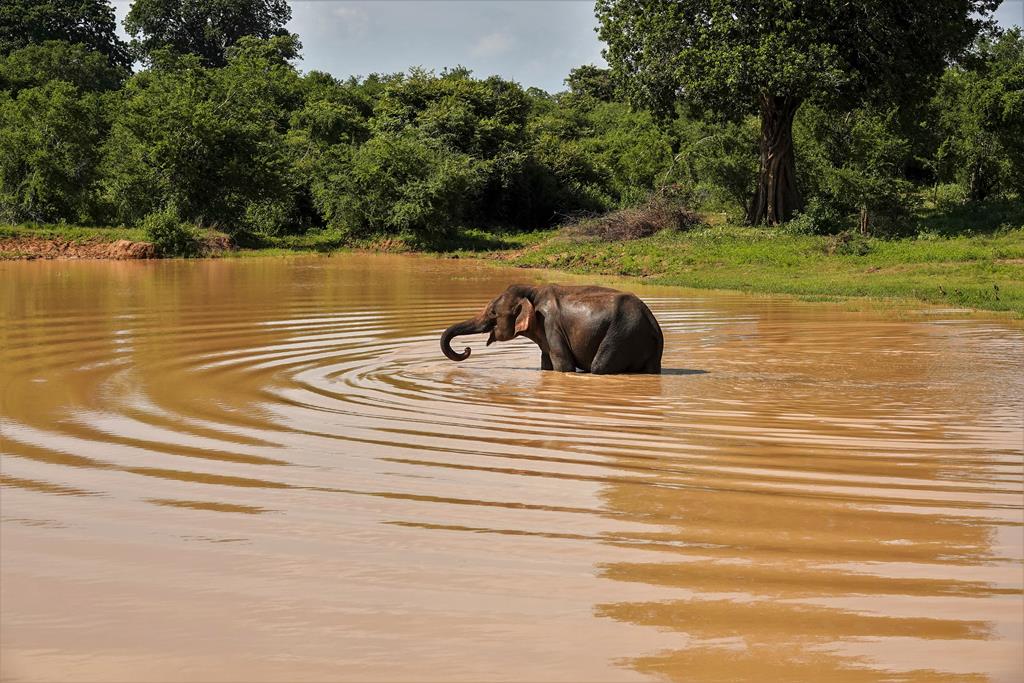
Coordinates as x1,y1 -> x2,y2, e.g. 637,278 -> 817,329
0,235 -> 157,260
0,234 -> 232,260
3,228 -> 1022,318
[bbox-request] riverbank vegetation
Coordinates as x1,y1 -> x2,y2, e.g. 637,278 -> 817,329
1,0 -> 1021,312
493,224 -> 1024,316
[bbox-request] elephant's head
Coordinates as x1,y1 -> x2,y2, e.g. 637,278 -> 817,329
440,285 -> 536,362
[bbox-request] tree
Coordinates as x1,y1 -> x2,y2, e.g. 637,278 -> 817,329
0,80 -> 108,223
0,0 -> 130,69
671,115 -> 759,218
101,36 -> 302,232
796,105 -> 915,234
369,68 -> 539,225
317,129 -> 481,239
596,0 -> 1000,224
564,65 -> 615,102
0,40 -> 126,93
577,102 -> 675,206
933,28 -> 1024,201
124,0 -> 294,67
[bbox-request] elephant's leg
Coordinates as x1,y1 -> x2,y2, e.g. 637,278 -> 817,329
590,321 -> 637,375
549,353 -> 576,372
590,341 -> 629,374
540,352 -> 553,371
542,319 -> 577,372
589,325 -> 626,376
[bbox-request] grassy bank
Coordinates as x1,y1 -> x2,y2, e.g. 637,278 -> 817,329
0,223 -> 146,242
475,226 -> 1024,315
442,200 -> 1024,316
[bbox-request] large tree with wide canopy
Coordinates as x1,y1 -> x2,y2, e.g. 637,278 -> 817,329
596,0 -> 1002,224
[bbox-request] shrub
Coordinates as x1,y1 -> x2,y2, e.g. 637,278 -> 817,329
566,189 -> 702,241
672,115 -> 759,217
933,183 -> 969,210
577,102 -> 676,207
823,230 -> 872,256
142,207 -> 200,257
782,210 -> 820,235
0,40 -> 126,93
932,30 -> 1024,201
796,106 -> 918,235
243,199 -> 294,237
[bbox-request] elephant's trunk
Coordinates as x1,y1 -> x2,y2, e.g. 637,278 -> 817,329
441,316 -> 490,362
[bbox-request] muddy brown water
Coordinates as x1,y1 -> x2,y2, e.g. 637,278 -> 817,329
1,254 -> 1022,682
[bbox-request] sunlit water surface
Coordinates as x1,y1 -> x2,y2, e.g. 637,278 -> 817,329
1,255 -> 1022,682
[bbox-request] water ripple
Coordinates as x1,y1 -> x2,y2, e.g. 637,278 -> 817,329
1,255 -> 1021,682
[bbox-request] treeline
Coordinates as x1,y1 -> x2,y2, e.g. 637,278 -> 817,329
0,0 -> 1021,248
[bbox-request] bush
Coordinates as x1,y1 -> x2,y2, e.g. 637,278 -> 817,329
672,115 -> 759,217
933,183 -> 969,210
577,102 -> 676,207
932,30 -> 1024,201
0,41 -> 126,93
796,104 -> 917,234
243,199 -> 294,237
823,230 -> 872,256
782,210 -> 821,235
317,130 -> 482,238
142,207 -> 200,257
565,189 -> 702,241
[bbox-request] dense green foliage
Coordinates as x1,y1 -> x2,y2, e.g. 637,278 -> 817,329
101,35 -> 302,230
0,0 -> 130,69
596,0 -> 1003,224
125,0 -> 294,66
0,78 -> 108,223
795,105 -> 916,234
932,30 -> 1024,201
0,0 -> 1020,245
141,205 -> 201,256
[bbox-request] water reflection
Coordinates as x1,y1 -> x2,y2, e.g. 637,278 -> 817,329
588,308 -> 1023,681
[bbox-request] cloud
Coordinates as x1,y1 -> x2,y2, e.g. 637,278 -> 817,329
470,31 -> 514,58
288,1 -> 602,92
333,5 -> 370,39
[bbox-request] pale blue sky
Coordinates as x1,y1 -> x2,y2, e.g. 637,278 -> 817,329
112,0 -> 1024,93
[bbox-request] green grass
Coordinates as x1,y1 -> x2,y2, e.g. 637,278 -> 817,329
0,223 -> 146,242
487,225 -> 1024,316
231,226 -> 549,256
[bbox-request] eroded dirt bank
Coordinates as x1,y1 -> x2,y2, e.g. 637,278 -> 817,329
0,235 -> 233,259
0,237 -> 156,259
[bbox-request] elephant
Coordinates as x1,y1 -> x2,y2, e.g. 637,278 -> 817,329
440,284 -> 663,374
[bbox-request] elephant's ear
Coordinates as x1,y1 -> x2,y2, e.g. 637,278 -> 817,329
514,298 -> 534,335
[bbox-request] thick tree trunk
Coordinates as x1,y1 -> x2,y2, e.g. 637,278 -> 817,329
747,95 -> 803,225
968,163 -> 992,202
